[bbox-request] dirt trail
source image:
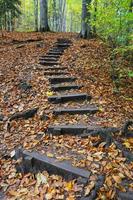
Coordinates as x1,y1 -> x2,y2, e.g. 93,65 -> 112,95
0,32 -> 133,200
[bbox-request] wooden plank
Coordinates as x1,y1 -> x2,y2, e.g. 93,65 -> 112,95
40,55 -> 60,58
47,125 -> 98,135
39,57 -> 58,61
43,66 -> 68,71
51,84 -> 83,91
53,106 -> 98,115
44,71 -> 69,76
20,150 -> 91,180
49,76 -> 76,84
48,93 -> 92,103
39,61 -> 59,66
48,52 -> 62,56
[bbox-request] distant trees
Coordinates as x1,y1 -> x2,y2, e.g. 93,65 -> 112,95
0,0 -> 21,31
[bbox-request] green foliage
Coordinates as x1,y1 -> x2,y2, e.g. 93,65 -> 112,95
17,0 -> 35,32
128,70 -> 133,78
0,0 -> 21,30
90,0 -> 133,47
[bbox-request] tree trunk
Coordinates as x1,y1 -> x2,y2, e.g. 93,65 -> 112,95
40,0 -> 50,32
81,0 -> 93,39
34,0 -> 38,31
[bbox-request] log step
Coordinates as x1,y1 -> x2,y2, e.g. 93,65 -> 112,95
44,71 -> 69,76
47,125 -> 98,135
50,48 -> 65,52
49,50 -> 63,54
48,52 -> 62,56
39,61 -> 59,66
55,43 -> 70,48
41,55 -> 60,58
48,93 -> 92,103
53,106 -> 99,115
51,84 -> 83,91
16,150 -> 91,180
49,76 -> 76,84
43,66 -> 68,71
39,57 -> 58,61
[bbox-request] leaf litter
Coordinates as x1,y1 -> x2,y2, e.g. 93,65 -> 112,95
0,31 -> 133,199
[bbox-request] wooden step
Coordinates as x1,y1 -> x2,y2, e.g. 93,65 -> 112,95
48,52 -> 62,56
44,71 -> 69,76
49,76 -> 76,84
41,55 -> 60,58
50,48 -> 65,52
48,93 -> 91,103
43,66 -> 68,71
16,150 -> 91,180
51,84 -> 83,91
39,61 -> 59,66
55,43 -> 70,48
53,106 -> 99,115
47,125 -> 98,135
39,57 -> 58,61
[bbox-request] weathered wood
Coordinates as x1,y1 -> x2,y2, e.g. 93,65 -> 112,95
114,141 -> 133,162
39,61 -> 59,66
117,191 -> 133,200
48,52 -> 62,56
43,66 -> 68,71
49,76 -> 76,84
9,108 -> 38,121
39,57 -> 58,61
19,81 -> 32,91
49,48 -> 65,52
55,43 -> 70,48
51,84 -> 83,91
44,71 -> 69,76
40,55 -> 60,58
16,150 -> 91,180
47,125 -> 98,135
48,93 -> 91,103
81,175 -> 105,200
121,120 -> 133,137
53,106 -> 98,115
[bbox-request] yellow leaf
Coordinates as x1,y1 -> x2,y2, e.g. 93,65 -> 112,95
47,153 -> 54,158
99,106 -> 104,112
46,91 -> 53,96
123,141 -> 132,149
65,181 -> 74,191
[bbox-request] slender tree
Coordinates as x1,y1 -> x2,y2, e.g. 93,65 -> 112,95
40,0 -> 50,32
34,0 -> 38,31
81,0 -> 93,38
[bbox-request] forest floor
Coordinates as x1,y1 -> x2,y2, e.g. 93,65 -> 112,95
0,32 -> 133,200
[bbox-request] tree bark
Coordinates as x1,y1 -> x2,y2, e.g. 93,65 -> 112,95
40,0 -> 50,32
81,0 -> 93,39
34,0 -> 38,31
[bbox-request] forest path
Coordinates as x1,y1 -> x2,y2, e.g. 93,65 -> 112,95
0,32 -> 133,199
